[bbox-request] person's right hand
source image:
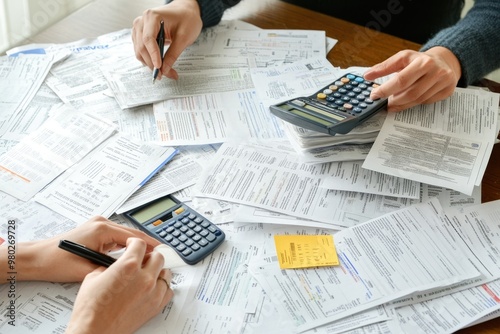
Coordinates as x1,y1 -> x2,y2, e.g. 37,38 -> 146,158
66,237 -> 173,334
132,0 -> 203,80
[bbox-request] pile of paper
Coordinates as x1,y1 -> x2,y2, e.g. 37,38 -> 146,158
1,19 -> 500,334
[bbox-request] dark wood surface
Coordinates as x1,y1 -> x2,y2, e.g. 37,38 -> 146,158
241,2 -> 500,333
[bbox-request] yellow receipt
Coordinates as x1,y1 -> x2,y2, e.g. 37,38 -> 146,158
274,235 -> 339,269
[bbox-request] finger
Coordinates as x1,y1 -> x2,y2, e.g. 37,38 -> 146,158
143,250 -> 165,274
387,78 -> 446,112
116,238 -> 148,267
364,50 -> 418,80
161,38 -> 187,80
370,61 -> 425,101
97,222 -> 161,250
141,12 -> 163,70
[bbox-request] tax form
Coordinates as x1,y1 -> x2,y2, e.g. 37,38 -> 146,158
33,134 -> 177,223
0,111 -> 117,201
193,142 -> 421,227
0,54 -> 54,137
363,87 -> 499,195
153,89 -> 285,145
249,199 -> 481,332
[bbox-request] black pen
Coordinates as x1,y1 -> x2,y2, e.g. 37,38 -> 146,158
58,240 -> 116,267
152,20 -> 165,84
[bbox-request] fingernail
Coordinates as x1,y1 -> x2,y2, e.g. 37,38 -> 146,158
370,92 -> 381,100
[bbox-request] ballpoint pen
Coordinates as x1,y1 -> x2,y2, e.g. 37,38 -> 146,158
152,20 -> 165,84
58,239 -> 116,267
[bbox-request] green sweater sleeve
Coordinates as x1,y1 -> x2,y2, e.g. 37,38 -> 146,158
166,0 -> 242,28
420,0 -> 500,86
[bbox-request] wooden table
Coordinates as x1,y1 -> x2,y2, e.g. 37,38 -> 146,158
29,0 -> 500,332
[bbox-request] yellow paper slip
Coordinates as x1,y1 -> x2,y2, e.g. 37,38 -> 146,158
274,235 -> 339,269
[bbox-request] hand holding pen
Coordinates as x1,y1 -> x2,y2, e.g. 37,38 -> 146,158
131,1 -> 203,80
152,20 -> 165,84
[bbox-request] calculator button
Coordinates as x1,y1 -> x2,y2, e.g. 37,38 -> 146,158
164,234 -> 174,242
176,244 -> 187,252
174,207 -> 185,215
199,230 -> 209,237
362,90 -> 370,96
329,85 -> 338,91
180,226 -> 188,233
201,221 -> 210,228
172,230 -> 181,238
359,103 -> 368,108
185,239 -> 194,247
350,80 -> 359,86
214,230 -> 222,236
365,98 -> 374,104
208,226 -> 217,233
323,89 -> 333,95
350,99 -> 359,105
198,239 -> 209,247
206,233 -> 217,242
194,217 -> 203,224
170,238 -> 180,247
326,96 -> 335,102
355,77 -> 365,82
158,231 -> 167,238
178,234 -> 188,242
182,248 -> 192,256
342,96 -> 350,102
359,84 -> 367,89
353,107 -> 363,113
186,229 -> 196,238
165,226 -> 175,233
347,92 -> 356,97
334,81 -> 343,86
353,88 -> 362,93
188,213 -> 196,219
338,88 -> 347,94
181,218 -> 189,224
153,219 -> 163,226
192,234 -> 202,242
340,77 -> 350,83
193,226 -> 203,233
291,99 -> 306,107
333,92 -> 341,98
317,92 -> 327,99
344,84 -> 353,90
372,83 -> 380,88
343,103 -> 353,110
187,222 -> 196,229
174,222 -> 182,228
346,74 -> 355,79
357,94 -> 365,100
191,244 -> 201,251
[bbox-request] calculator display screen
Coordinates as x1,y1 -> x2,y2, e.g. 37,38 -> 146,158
290,108 -> 333,126
304,104 -> 345,122
131,197 -> 178,224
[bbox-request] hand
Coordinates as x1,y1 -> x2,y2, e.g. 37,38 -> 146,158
364,47 -> 462,112
132,0 -> 203,80
66,238 -> 173,334
26,216 -> 161,282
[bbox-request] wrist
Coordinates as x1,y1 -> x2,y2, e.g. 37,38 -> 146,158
0,241 -> 43,282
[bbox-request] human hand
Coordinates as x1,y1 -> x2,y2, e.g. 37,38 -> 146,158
364,47 -> 462,112
66,238 -> 173,334
31,216 -> 160,283
132,0 -> 203,80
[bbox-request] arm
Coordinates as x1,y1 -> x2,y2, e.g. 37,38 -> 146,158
364,0 -> 500,111
0,216 -> 160,282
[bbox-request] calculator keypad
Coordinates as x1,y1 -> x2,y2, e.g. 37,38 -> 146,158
153,206 -> 224,264
314,73 -> 382,116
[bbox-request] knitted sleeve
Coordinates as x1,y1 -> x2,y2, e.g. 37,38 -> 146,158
420,0 -> 500,86
166,0 -> 242,28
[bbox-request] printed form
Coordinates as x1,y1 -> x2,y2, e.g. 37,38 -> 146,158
0,111 -> 117,201
363,87 -> 499,195
194,142 -> 420,228
249,199 -> 480,332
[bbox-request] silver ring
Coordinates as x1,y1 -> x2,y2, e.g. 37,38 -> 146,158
158,277 -> 170,290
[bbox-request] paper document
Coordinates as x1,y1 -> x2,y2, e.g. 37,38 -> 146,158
363,87 -> 499,195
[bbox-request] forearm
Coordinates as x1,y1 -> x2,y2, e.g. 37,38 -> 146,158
166,0 -> 242,28
421,0 -> 500,85
0,241 -> 44,282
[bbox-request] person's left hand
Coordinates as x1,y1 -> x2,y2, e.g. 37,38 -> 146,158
364,46 -> 462,112
29,216 -> 161,283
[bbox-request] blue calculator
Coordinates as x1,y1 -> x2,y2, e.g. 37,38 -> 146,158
270,73 -> 387,135
123,195 -> 225,265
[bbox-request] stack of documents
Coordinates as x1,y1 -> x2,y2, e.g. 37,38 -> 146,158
1,18 -> 500,334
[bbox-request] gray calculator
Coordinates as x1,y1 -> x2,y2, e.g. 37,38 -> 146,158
270,73 -> 387,135
123,195 -> 225,265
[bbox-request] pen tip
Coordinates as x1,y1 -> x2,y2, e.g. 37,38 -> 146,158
152,78 -> 155,84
